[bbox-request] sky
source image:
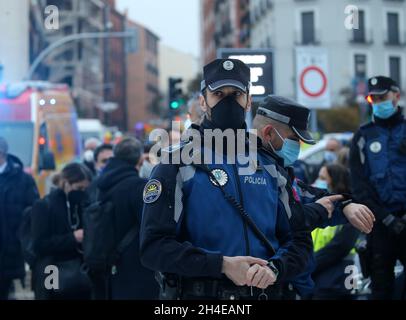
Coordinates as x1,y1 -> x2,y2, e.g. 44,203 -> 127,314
116,0 -> 200,58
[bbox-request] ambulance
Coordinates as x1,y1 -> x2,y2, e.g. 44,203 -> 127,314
0,82 -> 82,196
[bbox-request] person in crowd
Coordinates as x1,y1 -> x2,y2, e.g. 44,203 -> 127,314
350,76 -> 406,300
336,147 -> 350,168
82,138 -> 102,177
31,163 -> 92,300
324,138 -> 343,164
94,144 -> 114,176
311,164 -> 360,300
0,137 -> 39,300
94,137 -> 159,299
87,144 -> 114,203
139,142 -> 158,179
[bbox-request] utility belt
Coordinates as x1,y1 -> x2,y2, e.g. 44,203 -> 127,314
156,273 -> 296,300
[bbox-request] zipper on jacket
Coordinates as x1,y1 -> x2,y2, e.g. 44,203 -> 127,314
232,164 -> 250,256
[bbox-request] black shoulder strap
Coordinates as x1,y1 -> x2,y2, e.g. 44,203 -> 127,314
112,226 -> 138,261
192,163 -> 276,257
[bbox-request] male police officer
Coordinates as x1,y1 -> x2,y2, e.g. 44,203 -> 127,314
254,96 -> 375,233
349,76 -> 406,300
140,59 -> 312,300
252,96 -> 376,297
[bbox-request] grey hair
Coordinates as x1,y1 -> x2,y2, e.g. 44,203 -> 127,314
113,137 -> 143,166
253,114 -> 291,135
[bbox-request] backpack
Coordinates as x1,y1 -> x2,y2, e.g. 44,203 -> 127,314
82,180 -> 138,275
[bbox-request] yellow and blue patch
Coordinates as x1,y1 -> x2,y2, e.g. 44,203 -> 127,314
143,179 -> 163,204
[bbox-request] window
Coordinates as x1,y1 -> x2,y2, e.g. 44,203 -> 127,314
354,54 -> 367,78
146,32 -> 158,54
387,13 -> 400,44
301,11 -> 315,44
389,56 -> 401,88
353,10 -> 366,43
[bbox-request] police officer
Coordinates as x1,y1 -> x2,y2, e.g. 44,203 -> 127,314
252,95 -> 376,298
140,59 -> 312,300
254,96 -> 375,233
349,76 -> 406,300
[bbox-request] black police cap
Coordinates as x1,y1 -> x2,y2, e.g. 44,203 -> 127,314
201,59 -> 251,93
257,95 -> 316,145
367,76 -> 400,95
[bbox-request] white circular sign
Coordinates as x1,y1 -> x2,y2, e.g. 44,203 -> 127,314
300,66 -> 328,98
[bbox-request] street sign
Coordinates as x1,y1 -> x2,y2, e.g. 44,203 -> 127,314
218,48 -> 274,102
296,47 -> 331,109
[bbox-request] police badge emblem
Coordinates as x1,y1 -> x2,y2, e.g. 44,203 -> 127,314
223,60 -> 234,71
209,169 -> 229,187
143,179 -> 163,203
370,141 -> 382,153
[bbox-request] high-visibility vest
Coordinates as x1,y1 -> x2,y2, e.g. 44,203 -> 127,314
312,226 -> 356,255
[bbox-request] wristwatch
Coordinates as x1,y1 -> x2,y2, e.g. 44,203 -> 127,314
339,199 -> 353,211
267,260 -> 279,280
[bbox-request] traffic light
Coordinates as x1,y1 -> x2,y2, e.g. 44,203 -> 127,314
169,77 -> 183,110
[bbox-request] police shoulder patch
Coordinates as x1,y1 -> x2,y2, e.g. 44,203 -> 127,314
143,179 -> 163,204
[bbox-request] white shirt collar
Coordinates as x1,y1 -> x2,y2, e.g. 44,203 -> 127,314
0,161 -> 7,174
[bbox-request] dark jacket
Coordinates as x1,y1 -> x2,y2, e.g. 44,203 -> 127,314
97,158 -> 158,300
350,108 -> 406,221
312,224 -> 360,298
140,121 -> 312,286
0,154 -> 39,279
31,188 -> 91,299
31,189 -> 80,261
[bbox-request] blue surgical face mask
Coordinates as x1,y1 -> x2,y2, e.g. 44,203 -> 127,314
372,100 -> 396,119
324,151 -> 337,164
314,179 -> 329,190
269,128 -> 300,167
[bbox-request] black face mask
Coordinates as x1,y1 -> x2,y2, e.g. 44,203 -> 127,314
67,190 -> 87,207
209,95 -> 246,131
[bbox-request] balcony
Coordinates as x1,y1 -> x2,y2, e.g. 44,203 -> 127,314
348,29 -> 373,45
384,30 -> 406,46
295,29 -> 321,46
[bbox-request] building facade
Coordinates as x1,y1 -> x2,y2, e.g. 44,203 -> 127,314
0,1 -> 30,83
126,20 -> 160,131
250,0 -> 406,105
102,0 -> 128,130
30,0 -> 106,118
159,43 -> 199,97
200,0 -> 251,65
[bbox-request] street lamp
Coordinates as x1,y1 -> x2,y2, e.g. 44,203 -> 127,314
26,31 -> 137,80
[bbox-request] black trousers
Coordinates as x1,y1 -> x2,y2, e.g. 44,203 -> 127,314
368,222 -> 406,300
0,277 -> 13,300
